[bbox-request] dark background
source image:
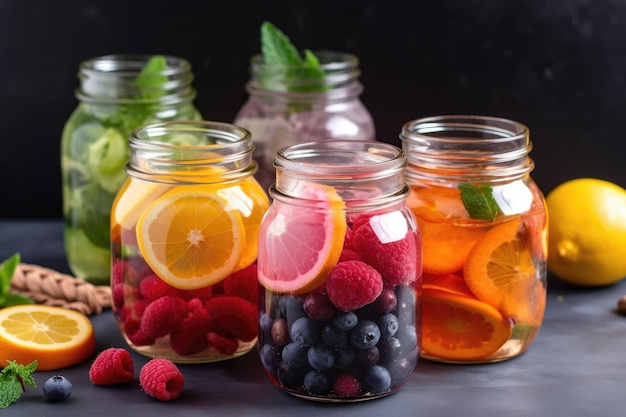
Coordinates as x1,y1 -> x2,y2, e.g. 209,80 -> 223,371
2,0 -> 625,219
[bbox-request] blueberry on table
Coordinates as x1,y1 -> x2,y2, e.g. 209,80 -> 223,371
43,375 -> 72,402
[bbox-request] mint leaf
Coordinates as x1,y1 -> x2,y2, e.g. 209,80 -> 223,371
459,184 -> 500,221
259,21 -> 326,92
135,55 -> 168,99
0,253 -> 19,295
0,360 -> 37,408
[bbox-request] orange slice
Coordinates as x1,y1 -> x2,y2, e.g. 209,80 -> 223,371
463,219 -> 540,323
0,305 -> 95,371
257,181 -> 346,294
213,177 -> 270,270
136,186 -> 246,290
417,218 -> 485,274
113,177 -> 173,230
421,288 -> 512,361
423,272 -> 474,297
407,184 -> 469,223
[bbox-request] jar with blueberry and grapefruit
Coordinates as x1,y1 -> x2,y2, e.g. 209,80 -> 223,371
257,141 -> 421,401
110,121 -> 269,363
401,115 -> 548,364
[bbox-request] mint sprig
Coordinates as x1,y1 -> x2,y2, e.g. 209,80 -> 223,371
259,21 -> 326,92
0,360 -> 38,408
135,55 -> 169,99
459,184 -> 500,221
0,253 -> 34,308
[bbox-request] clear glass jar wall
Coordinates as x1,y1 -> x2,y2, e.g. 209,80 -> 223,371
110,121 -> 269,363
61,54 -> 202,284
234,51 -> 376,194
400,115 -> 548,364
257,141 -> 421,401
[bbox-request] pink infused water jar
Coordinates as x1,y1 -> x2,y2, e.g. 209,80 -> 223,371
257,141 -> 422,401
234,51 -> 375,194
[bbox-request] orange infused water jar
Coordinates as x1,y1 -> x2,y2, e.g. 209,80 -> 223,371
257,141 -> 421,401
400,115 -> 548,364
110,121 -> 269,363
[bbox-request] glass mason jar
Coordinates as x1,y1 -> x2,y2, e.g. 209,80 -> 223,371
257,141 -> 421,401
234,51 -> 376,195
61,54 -> 202,284
400,115 -> 548,364
110,121 -> 269,363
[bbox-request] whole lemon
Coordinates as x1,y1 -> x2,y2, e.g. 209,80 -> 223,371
546,178 -> 626,286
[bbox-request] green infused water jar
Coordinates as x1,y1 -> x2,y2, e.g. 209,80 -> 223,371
61,54 -> 201,284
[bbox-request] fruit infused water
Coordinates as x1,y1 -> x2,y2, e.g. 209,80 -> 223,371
400,115 -> 548,364
110,121 -> 269,363
257,141 -> 421,401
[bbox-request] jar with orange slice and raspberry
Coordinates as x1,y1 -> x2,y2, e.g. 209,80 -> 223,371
257,141 -> 421,401
110,120 -> 269,363
400,115 -> 548,364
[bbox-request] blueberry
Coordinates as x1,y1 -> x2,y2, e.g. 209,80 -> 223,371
397,324 -> 418,351
277,361 -> 306,390
394,285 -> 416,327
349,320 -> 381,349
334,347 -> 357,368
378,313 -> 400,339
356,346 -> 380,366
280,295 -> 307,328
334,311 -> 358,331
378,337 -> 403,364
307,345 -> 335,371
303,370 -> 332,395
259,313 -> 274,344
290,317 -> 320,346
43,375 -> 72,402
322,324 -> 348,349
282,342 -> 310,368
362,365 -> 391,394
259,343 -> 281,374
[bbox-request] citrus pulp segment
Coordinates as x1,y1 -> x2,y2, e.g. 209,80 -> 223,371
463,219 -> 537,317
257,181 -> 346,294
0,304 -> 95,371
421,288 -> 512,361
136,186 -> 246,290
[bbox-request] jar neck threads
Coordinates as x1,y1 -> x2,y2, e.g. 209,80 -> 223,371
401,115 -> 534,184
128,121 -> 256,184
76,54 -> 196,104
272,141 -> 408,208
247,51 -> 364,103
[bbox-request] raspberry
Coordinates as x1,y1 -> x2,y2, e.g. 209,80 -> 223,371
139,358 -> 185,401
170,299 -> 212,356
139,274 -> 178,302
207,332 -> 239,355
333,373 -> 361,398
89,348 -> 135,385
352,218 -> 418,285
123,316 -> 155,347
326,261 -> 383,311
338,248 -> 362,263
205,296 -> 257,342
223,263 -> 258,304
140,295 -> 189,340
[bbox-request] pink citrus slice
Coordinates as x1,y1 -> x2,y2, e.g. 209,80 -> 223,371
257,181 -> 346,294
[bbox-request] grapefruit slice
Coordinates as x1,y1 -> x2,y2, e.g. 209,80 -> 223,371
136,186 -> 246,290
257,181 -> 346,294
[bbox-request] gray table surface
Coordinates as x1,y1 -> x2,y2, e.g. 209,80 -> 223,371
1,219 -> 626,417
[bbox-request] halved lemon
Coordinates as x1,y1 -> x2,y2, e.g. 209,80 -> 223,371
257,181 -> 346,294
0,305 -> 95,371
136,186 -> 246,290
